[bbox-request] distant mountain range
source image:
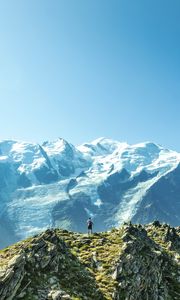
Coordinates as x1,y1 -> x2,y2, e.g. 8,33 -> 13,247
0,137 -> 180,248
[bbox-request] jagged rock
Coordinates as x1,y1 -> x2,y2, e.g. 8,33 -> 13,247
48,289 -> 71,300
0,253 -> 25,300
0,224 -> 179,300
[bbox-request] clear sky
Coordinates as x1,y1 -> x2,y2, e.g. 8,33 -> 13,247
0,0 -> 180,150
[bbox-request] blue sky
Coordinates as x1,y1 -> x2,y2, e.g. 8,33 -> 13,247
0,0 -> 180,150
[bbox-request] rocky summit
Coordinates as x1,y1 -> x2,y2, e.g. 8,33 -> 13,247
0,222 -> 180,300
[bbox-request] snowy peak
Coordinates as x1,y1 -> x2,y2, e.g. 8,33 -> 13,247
0,138 -> 180,179
78,137 -> 128,156
77,139 -> 180,179
42,138 -> 74,155
0,140 -> 46,172
0,138 -> 90,184
0,138 -> 180,181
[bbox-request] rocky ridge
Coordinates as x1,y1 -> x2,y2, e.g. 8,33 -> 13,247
0,222 -> 180,300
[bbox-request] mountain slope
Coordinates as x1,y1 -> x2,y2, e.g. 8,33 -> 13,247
0,137 -> 180,247
0,223 -> 180,300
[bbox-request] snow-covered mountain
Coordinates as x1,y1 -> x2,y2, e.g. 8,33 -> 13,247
0,137 -> 180,248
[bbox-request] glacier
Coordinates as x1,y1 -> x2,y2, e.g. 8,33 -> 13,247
0,137 -> 180,248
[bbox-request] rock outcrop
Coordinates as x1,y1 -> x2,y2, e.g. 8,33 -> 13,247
0,223 -> 180,299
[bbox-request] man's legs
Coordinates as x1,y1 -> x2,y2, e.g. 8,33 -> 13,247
88,227 -> 92,235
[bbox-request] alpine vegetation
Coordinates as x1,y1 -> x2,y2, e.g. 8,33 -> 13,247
0,222 -> 179,299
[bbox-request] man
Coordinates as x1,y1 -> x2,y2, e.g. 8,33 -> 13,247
87,217 -> 93,235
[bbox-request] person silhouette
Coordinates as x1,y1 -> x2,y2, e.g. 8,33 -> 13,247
87,217 -> 93,235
